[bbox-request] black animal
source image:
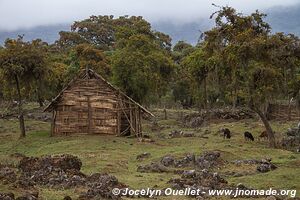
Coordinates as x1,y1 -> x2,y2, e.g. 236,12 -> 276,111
221,128 -> 231,139
244,131 -> 254,141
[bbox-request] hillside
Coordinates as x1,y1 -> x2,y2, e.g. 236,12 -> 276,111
0,104 -> 299,199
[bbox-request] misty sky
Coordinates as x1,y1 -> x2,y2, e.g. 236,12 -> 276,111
0,0 -> 298,31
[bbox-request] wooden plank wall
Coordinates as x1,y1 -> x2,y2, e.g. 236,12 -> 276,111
52,76 -> 143,136
54,78 -> 118,135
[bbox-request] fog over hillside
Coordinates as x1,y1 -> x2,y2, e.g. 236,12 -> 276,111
0,3 -> 300,45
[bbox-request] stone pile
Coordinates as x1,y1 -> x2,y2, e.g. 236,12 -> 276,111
232,158 -> 277,173
281,127 -> 300,151
79,173 -> 126,200
18,154 -> 85,189
168,169 -> 228,198
183,108 -> 255,127
169,130 -> 195,138
0,154 -> 126,200
137,151 -> 223,173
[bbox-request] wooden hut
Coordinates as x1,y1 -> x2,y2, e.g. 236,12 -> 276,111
44,69 -> 153,136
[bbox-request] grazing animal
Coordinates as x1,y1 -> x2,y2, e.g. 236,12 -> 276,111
259,130 -> 268,141
221,128 -> 231,139
244,131 -> 254,141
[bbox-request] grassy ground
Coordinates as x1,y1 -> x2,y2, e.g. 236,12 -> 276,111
0,106 -> 299,200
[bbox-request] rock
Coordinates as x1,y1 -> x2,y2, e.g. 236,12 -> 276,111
182,170 -> 196,178
137,163 -> 169,173
16,154 -> 85,189
195,151 -> 221,169
138,138 -> 155,143
80,173 -> 126,200
281,136 -> 300,150
161,156 -> 175,167
286,128 -> 300,137
16,194 -> 37,200
183,108 -> 254,128
0,166 -> 17,183
281,126 -> 300,151
160,151 -> 222,169
169,130 -> 195,138
232,159 -> 261,165
168,170 -> 228,195
136,152 -> 151,161
236,183 -> 248,190
169,130 -> 183,138
174,154 -> 195,168
266,196 -> 277,200
257,160 -> 277,173
18,154 -> 82,172
0,193 -> 15,200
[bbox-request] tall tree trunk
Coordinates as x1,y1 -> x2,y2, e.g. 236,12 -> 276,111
163,108 -> 167,120
251,104 -> 275,147
15,75 -> 26,138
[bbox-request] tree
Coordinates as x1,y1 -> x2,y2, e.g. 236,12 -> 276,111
57,15 -> 172,51
0,37 -> 51,137
65,44 -> 110,80
0,37 -> 27,137
202,6 -> 300,147
112,34 -> 174,104
25,39 -> 50,107
171,41 -> 196,107
182,48 -> 210,108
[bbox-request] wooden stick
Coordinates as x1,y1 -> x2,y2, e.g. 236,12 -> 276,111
119,100 -> 136,134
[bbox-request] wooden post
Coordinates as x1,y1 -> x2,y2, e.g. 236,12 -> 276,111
139,109 -> 142,137
50,110 -> 57,137
130,107 -> 134,135
135,106 -> 139,137
164,108 -> 167,120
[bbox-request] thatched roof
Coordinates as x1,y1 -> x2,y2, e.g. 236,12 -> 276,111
44,69 -> 154,117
